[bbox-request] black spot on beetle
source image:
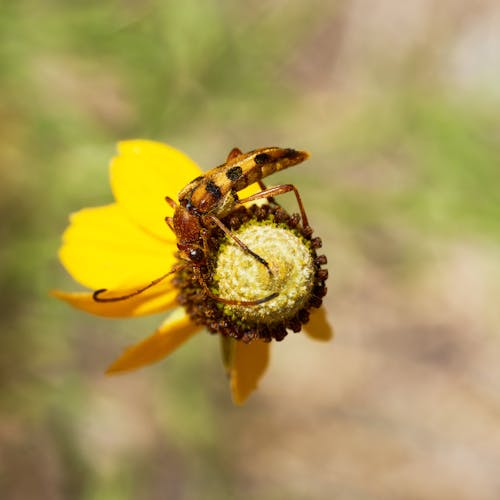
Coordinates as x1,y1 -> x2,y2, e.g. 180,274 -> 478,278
205,180 -> 222,199
226,166 -> 243,181
254,153 -> 271,164
283,148 -> 299,159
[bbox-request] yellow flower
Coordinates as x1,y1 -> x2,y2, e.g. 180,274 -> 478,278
52,140 -> 332,404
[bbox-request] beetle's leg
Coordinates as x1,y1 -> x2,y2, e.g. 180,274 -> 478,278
238,184 -> 312,235
226,147 -> 243,162
199,227 -> 213,269
205,214 -> 273,276
165,197 -> 177,234
193,266 -> 278,306
165,216 -> 174,232
257,180 -> 277,204
165,196 -> 177,209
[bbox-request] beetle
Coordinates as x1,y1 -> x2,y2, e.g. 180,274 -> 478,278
93,146 -> 311,305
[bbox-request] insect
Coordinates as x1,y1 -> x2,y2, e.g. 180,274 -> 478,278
93,146 -> 311,306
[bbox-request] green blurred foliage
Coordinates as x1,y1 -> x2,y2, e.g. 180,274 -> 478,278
329,92 -> 500,237
1,0 -> 500,498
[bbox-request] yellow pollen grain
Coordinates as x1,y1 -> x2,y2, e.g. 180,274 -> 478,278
213,223 -> 315,324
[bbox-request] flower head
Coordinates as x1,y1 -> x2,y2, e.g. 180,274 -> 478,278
52,140 -> 332,404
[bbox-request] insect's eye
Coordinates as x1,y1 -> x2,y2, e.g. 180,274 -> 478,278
189,248 -> 204,262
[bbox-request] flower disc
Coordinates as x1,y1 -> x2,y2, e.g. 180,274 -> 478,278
175,204 -> 328,342
214,223 -> 315,325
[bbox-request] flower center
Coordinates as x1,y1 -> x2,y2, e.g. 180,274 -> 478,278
174,204 -> 328,342
213,223 -> 315,325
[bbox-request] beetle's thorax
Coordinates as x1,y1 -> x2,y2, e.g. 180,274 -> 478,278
173,205 -> 201,244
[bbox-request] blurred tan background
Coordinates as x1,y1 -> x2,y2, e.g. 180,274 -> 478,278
1,1 -> 500,499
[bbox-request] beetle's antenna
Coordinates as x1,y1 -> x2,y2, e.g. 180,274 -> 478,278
93,265 -> 185,302
193,267 -> 278,306
205,214 -> 273,276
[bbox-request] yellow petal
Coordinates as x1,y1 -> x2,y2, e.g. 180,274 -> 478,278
59,203 -> 176,291
106,308 -> 200,373
303,307 -> 334,341
111,140 -> 202,240
51,284 -> 178,318
230,339 -> 270,405
238,181 -> 261,201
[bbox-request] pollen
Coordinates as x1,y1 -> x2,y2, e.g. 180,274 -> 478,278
214,223 -> 315,324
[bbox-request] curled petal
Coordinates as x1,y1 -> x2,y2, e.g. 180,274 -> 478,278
304,307 -> 334,341
111,140 -> 202,240
230,339 -> 270,405
106,308 -> 200,373
50,283 -> 177,318
59,203 -> 176,291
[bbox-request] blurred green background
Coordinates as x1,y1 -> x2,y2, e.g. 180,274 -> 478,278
1,1 -> 500,499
